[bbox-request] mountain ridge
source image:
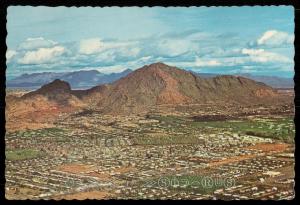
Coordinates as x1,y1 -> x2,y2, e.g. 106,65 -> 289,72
7,69 -> 132,89
18,62 -> 281,115
196,72 -> 293,88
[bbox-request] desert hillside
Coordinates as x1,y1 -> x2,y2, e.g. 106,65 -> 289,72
5,62 -> 291,131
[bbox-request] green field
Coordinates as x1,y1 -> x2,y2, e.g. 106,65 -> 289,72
190,117 -> 294,143
133,134 -> 201,145
148,115 -> 294,143
6,149 -> 45,161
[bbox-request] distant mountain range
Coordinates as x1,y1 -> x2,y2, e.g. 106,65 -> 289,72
6,69 -> 132,89
196,73 -> 293,88
7,68 -> 293,89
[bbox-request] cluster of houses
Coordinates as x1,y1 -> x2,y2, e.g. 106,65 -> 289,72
5,111 -> 295,200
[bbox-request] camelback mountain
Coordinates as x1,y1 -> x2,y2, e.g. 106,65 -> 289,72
6,62 -> 287,130
71,62 -> 280,114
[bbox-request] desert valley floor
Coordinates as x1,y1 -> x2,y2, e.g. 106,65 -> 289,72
5,89 -> 295,200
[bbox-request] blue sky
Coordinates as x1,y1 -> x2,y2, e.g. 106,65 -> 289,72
6,6 -> 294,79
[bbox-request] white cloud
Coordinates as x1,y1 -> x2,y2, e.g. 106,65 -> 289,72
19,46 -> 66,64
79,38 -> 102,55
242,48 -> 291,63
156,39 -> 197,57
186,32 -> 210,41
165,56 -> 221,68
105,41 -> 138,50
195,56 -> 221,67
93,46 -> 141,64
126,47 -> 140,57
99,65 -> 128,74
79,38 -> 141,58
18,37 -> 58,50
6,30 -> 294,78
6,50 -> 17,62
81,65 -> 128,74
95,50 -> 116,63
257,30 -> 294,46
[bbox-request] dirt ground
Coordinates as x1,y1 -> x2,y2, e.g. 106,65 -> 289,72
52,190 -> 111,200
5,187 -> 43,200
56,164 -> 97,174
208,143 -> 291,167
245,143 -> 290,152
114,166 -> 137,174
6,121 -> 54,132
208,154 -> 257,167
86,172 -> 111,181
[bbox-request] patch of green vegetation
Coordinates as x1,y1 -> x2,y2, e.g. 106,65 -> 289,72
189,117 -> 295,143
143,115 -> 294,144
146,115 -> 190,133
6,127 -> 67,139
5,149 -> 45,161
42,127 -> 66,133
133,134 -> 201,145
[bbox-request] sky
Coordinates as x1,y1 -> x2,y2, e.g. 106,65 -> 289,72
6,6 -> 294,79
